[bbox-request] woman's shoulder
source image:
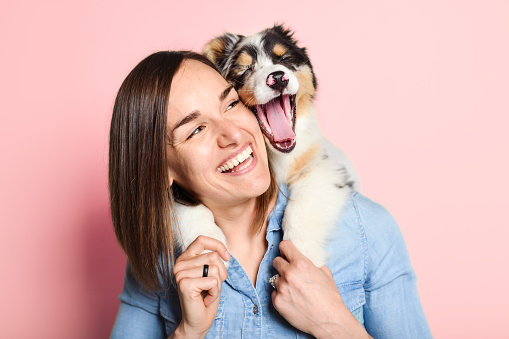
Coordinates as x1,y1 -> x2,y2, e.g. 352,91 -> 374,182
328,191 -> 411,278
339,191 -> 404,245
117,261 -> 164,315
343,191 -> 415,288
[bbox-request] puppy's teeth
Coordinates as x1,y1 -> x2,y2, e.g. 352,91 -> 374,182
263,121 -> 271,133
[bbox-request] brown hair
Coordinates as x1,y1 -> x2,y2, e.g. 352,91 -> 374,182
109,51 -> 277,292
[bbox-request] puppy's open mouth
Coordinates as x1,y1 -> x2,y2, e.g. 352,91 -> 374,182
253,94 -> 296,153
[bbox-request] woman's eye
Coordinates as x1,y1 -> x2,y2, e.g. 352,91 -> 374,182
226,99 -> 240,111
187,126 -> 204,139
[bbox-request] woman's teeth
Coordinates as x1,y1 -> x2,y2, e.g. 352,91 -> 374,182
218,146 -> 253,173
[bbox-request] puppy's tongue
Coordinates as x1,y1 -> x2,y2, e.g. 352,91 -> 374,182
265,98 -> 295,142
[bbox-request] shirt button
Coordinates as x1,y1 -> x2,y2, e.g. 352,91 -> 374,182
252,305 -> 258,315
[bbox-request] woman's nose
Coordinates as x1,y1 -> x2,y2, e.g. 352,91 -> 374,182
215,118 -> 242,148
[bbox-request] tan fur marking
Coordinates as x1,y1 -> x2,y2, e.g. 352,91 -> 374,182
203,38 -> 225,64
295,65 -> 316,118
273,43 -> 287,56
237,52 -> 252,67
238,88 -> 258,107
286,144 -> 319,183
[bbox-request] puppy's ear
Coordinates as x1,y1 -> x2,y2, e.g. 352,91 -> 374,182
270,24 -> 295,41
203,33 -> 243,73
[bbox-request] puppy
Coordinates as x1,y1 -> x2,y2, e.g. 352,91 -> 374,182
173,25 -> 359,267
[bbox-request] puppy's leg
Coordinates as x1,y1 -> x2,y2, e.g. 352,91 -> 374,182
322,139 -> 360,192
283,161 -> 352,267
173,203 -> 229,267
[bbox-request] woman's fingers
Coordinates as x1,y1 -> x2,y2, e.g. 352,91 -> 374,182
175,262 -> 224,285
273,255 -> 290,275
174,250 -> 228,282
278,240 -> 303,263
273,240 -> 313,280
174,236 -> 230,284
275,240 -> 313,271
178,276 -> 222,306
203,281 -> 221,307
173,236 -> 229,311
172,238 -> 228,336
177,235 -> 231,263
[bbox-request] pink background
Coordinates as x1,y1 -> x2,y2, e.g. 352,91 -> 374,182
1,0 -> 508,338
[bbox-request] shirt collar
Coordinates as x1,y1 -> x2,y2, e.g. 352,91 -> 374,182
266,184 -> 289,233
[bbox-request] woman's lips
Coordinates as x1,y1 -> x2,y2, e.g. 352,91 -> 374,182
221,150 -> 257,176
217,144 -> 253,173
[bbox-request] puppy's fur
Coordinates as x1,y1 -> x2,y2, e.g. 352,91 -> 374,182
173,26 -> 359,267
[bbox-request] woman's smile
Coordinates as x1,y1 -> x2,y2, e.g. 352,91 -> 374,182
217,143 -> 256,174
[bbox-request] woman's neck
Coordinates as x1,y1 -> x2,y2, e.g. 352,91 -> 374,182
208,197 -> 261,244
205,195 -> 277,286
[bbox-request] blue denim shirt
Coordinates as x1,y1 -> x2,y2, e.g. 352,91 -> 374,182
111,188 -> 432,338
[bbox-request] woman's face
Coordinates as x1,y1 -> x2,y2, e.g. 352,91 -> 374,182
166,60 -> 271,209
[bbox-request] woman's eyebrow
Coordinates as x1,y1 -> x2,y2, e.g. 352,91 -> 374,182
171,86 -> 233,138
219,85 -> 234,101
172,111 -> 200,135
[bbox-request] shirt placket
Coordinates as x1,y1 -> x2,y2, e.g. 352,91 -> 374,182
225,257 -> 262,338
224,210 -> 283,338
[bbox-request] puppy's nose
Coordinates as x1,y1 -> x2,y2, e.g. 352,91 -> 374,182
266,71 -> 289,92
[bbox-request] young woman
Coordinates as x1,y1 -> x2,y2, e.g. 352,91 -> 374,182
109,51 -> 432,338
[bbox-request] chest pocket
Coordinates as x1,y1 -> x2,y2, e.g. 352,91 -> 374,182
204,297 -> 226,339
159,291 -> 227,338
337,280 -> 366,322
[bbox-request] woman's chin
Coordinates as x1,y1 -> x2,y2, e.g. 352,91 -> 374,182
212,173 -> 271,205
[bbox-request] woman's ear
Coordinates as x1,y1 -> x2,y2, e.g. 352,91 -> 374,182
168,170 -> 174,187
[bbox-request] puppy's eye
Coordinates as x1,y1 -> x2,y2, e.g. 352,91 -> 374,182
233,65 -> 251,76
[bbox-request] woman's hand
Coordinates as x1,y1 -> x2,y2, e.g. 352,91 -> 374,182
271,240 -> 371,339
170,236 -> 230,339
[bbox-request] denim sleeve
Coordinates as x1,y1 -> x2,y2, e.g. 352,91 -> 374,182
110,263 -> 168,339
353,193 -> 433,338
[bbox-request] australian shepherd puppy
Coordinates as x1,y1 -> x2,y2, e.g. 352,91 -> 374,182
174,25 -> 359,267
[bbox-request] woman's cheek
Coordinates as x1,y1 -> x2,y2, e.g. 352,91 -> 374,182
244,113 -> 264,138
170,145 -> 198,177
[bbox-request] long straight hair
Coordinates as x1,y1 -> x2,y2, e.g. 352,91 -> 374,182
109,51 -> 277,291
